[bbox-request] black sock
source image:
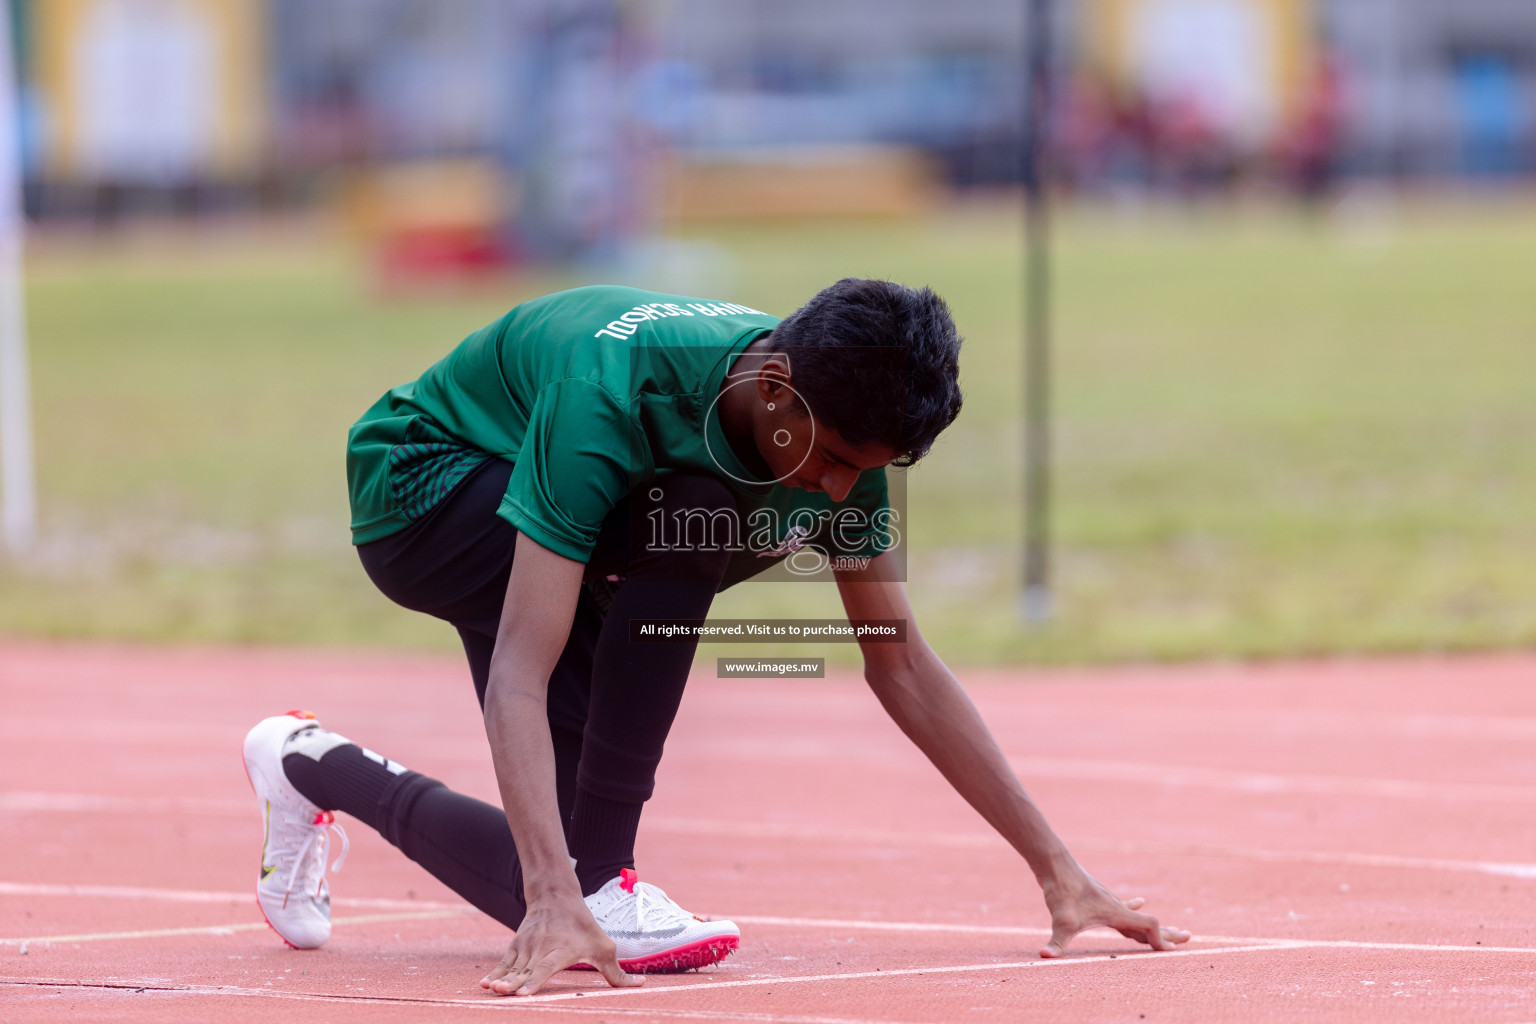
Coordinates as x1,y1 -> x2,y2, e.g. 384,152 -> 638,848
282,744 -> 396,828
376,773 -> 527,929
285,744 -> 530,929
568,788 -> 644,896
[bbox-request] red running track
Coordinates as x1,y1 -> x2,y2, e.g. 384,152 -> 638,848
1,643 -> 1534,1022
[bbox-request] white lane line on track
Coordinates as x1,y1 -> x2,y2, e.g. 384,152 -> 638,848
1081,839 -> 1536,880
502,944 -> 1291,1004
6,893 -> 1528,959
8,748 -> 1534,825
997,707 -> 1536,743
6,791 -> 1534,881
0,792 -> 247,814
645,816 -> 1536,880
10,793 -> 1535,886
4,939 -> 1531,1011
0,909 -> 472,946
0,980 -> 947,1024
510,941 -> 1536,1006
0,880 -> 463,911
8,791 -> 1535,884
1004,756 -> 1536,804
0,945 -> 1288,1013
728,916 -> 1536,955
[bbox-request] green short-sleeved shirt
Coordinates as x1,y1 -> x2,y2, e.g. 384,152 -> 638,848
347,285 -> 892,565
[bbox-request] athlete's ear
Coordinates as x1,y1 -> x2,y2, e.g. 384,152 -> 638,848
754,354 -> 793,406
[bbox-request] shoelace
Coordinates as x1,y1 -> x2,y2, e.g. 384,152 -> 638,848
629,881 -> 694,932
278,809 -> 349,908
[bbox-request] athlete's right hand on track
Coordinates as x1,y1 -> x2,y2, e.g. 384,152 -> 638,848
480,892 -> 644,996
1039,868 -> 1191,959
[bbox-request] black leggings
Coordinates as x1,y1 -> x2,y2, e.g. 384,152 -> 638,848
305,460 -> 736,927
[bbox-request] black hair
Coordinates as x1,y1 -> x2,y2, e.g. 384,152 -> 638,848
771,277 -> 963,466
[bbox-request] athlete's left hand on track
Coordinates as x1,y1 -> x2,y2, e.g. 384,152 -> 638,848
1038,869 -> 1191,958
479,893 -> 644,996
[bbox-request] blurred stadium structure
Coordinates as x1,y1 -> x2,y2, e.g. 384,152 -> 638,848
0,0 -> 1532,659
3,0 -> 1534,265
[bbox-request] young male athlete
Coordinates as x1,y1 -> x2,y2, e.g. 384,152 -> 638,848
242,279 -> 1189,997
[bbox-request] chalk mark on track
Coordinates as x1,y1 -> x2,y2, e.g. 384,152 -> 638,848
1,979 -> 942,1024
0,945 -> 1291,1013
5,933 -> 1533,1013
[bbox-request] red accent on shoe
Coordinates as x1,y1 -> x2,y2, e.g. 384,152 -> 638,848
619,868 -> 638,893
567,934 -> 739,974
312,809 -> 334,826
253,882 -> 307,951
286,709 -> 318,720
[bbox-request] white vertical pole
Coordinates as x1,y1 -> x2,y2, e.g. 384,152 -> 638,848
0,0 -> 35,554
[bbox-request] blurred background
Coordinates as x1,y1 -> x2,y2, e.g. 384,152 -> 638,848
0,0 -> 1532,664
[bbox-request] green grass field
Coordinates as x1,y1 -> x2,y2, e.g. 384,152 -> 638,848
4,196 -> 1534,665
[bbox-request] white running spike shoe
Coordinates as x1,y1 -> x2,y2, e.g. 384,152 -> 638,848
242,710 -> 350,950
582,869 -> 739,972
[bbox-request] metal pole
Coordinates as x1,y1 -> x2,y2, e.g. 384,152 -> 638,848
0,0 -> 35,555
1021,0 -> 1052,622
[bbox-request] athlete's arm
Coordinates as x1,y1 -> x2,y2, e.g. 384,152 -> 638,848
833,552 -> 1190,958
479,534 -> 642,996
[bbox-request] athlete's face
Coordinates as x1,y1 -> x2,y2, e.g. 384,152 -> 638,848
752,374 -> 897,502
